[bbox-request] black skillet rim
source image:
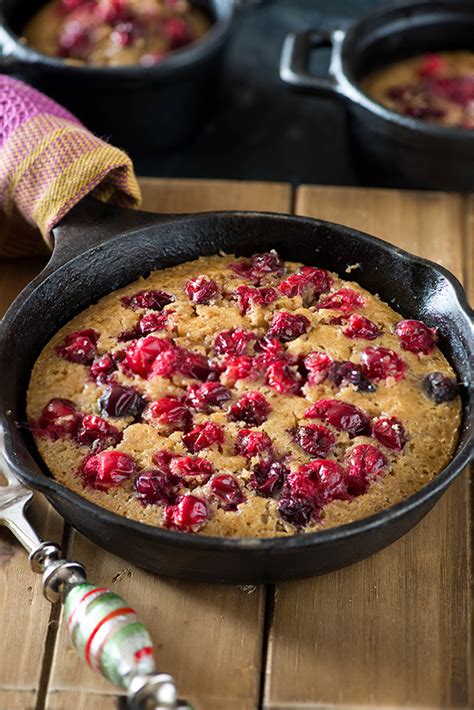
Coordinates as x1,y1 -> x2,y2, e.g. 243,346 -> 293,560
3,211 -> 473,554
1,0 -> 234,78
331,0 -> 474,143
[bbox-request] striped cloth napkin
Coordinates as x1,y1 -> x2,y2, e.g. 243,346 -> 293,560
0,76 -> 141,258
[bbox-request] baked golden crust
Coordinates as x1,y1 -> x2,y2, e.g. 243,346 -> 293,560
27,253 -> 461,538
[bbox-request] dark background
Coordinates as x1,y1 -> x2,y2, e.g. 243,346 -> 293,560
136,0 -> 390,186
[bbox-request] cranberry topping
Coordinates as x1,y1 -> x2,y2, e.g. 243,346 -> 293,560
278,266 -> 333,303
422,372 -> 458,403
250,459 -> 288,497
169,456 -> 214,482
372,416 -> 407,451
343,314 -> 381,340
76,414 -> 121,450
81,450 -> 136,491
326,361 -> 375,393
222,355 -> 260,385
58,20 -> 92,57
230,250 -> 283,282
94,0 -> 132,23
214,328 -> 256,357
211,474 -> 244,510
234,285 -> 278,315
183,422 -> 224,452
360,347 -> 405,381
288,460 -> 350,506
146,396 -> 191,432
178,350 -> 217,381
98,383 -> 145,418
56,329 -> 99,365
303,351 -> 332,385
278,496 -> 316,527
138,311 -> 172,335
121,290 -> 174,311
111,20 -> 138,46
134,468 -> 177,506
91,353 -> 116,382
31,398 -> 81,440
164,494 -> 210,532
304,399 -> 371,437
418,53 -> 446,78
152,449 -> 175,471
267,311 -> 310,342
395,319 -> 437,354
125,336 -> 172,378
228,391 -> 271,427
294,424 -> 335,457
346,444 -> 387,495
164,17 -> 192,49
266,360 -> 302,395
186,382 -> 231,413
236,429 -> 272,457
185,276 -> 218,305
317,288 -> 365,313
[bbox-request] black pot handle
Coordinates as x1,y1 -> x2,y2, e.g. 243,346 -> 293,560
280,28 -> 348,97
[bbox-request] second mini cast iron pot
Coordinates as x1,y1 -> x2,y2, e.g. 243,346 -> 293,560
280,0 -> 474,192
0,0 -> 237,156
0,197 -> 472,584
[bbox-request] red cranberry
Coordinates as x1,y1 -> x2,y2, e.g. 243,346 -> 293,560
288,460 -> 350,506
343,314 -> 381,340
125,336 -> 172,377
422,372 -> 458,403
250,459 -> 288,497
304,399 -> 371,437
303,351 -> 332,385
278,266 -> 333,302
185,276 -> 218,305
134,468 -> 177,506
317,288 -> 365,313
32,398 -> 81,440
278,496 -> 316,527
346,444 -> 386,495
360,347 -> 405,381
395,319 -> 437,354
326,361 -> 375,393
418,53 -> 446,78
222,355 -> 260,385
267,311 -> 310,342
229,250 -> 283,282
56,329 -> 99,365
98,384 -> 145,418
178,349 -> 217,381
94,0 -> 131,23
236,429 -> 272,457
266,359 -> 302,395
121,290 -> 174,311
152,449 -> 176,472
164,494 -> 210,532
183,422 -> 224,452
234,285 -> 277,315
146,397 -> 191,431
211,474 -> 244,510
163,17 -> 192,49
294,424 -> 335,457
149,347 -> 181,379
58,20 -> 92,57
81,450 -> 136,491
229,391 -> 271,427
372,416 -> 407,451
111,21 -> 139,46
76,414 -> 121,450
61,0 -> 88,11
255,335 -> 284,361
91,353 -> 116,382
169,456 -> 214,482
214,328 -> 256,357
138,311 -> 172,335
186,382 -> 230,413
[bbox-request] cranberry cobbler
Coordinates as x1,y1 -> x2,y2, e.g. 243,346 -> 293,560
27,252 -> 461,537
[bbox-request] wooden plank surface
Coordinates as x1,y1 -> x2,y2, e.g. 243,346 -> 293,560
265,186 -> 472,710
44,179 -> 292,710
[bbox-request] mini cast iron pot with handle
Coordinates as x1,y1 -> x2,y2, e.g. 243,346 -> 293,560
0,0 -> 238,155
280,0 -> 474,192
0,197 -> 472,584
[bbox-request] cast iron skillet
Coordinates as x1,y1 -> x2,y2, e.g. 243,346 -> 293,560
0,0 -> 237,155
280,0 -> 474,192
0,198 -> 472,584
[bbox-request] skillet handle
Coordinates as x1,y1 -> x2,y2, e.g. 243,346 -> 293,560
280,28 -> 348,97
50,196 -> 181,271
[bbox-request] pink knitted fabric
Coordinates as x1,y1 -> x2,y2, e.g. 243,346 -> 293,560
0,76 -> 141,257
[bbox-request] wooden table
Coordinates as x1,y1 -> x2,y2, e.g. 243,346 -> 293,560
1,179 -> 472,710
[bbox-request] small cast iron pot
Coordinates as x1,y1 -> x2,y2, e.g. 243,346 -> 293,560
0,0 -> 237,155
0,198 -> 473,584
280,0 -> 474,192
